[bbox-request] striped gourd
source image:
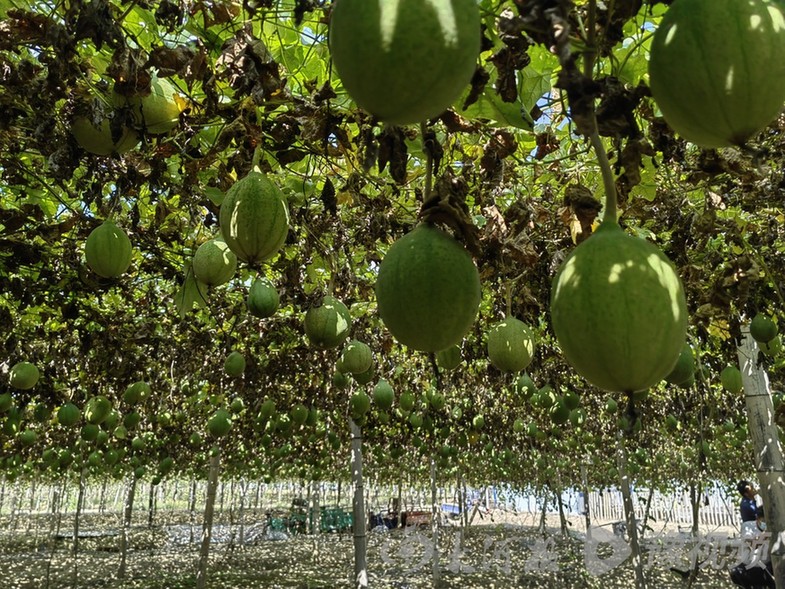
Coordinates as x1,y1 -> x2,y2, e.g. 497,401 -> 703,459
304,295 -> 352,349
329,0 -> 480,125
376,224 -> 481,352
550,222 -> 688,393
85,220 -> 133,278
220,172 -> 289,265
192,238 -> 237,286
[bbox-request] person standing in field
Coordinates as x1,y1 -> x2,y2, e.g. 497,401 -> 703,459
730,480 -> 773,589
738,480 -> 765,534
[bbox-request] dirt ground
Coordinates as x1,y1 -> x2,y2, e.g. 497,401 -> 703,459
0,510 -> 752,588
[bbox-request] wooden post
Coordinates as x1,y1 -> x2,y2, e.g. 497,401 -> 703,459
462,477 -> 468,528
71,468 -> 87,588
118,474 -> 137,579
556,487 -> 568,536
99,479 -> 107,515
26,477 -> 36,533
238,479 -> 247,548
640,487 -> 654,540
45,479 -> 65,588
350,418 -> 368,588
430,457 -> 441,584
689,481 -> 701,537
309,480 -> 320,535
738,325 -> 785,588
617,436 -> 645,589
196,451 -> 221,589
189,479 -> 197,545
538,487 -> 548,534
581,464 -> 592,533
147,481 -> 156,528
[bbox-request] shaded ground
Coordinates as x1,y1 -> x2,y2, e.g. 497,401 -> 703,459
0,511 -> 748,588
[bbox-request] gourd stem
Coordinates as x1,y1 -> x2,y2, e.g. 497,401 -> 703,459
584,0 -> 616,225
505,281 -> 512,318
327,264 -> 335,297
251,146 -> 262,173
583,0 -> 597,78
589,129 -> 618,225
420,122 -> 433,202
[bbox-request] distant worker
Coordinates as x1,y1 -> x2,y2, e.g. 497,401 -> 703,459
730,480 -> 773,589
738,480 -> 765,533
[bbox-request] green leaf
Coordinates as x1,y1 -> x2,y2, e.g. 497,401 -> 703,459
204,187 -> 224,207
633,158 -> 658,201
461,90 -> 534,130
174,265 -> 208,319
520,46 -> 555,114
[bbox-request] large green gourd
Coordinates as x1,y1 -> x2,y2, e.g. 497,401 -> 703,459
57,402 -> 81,427
376,224 -> 481,352
550,222 -> 688,393
487,317 -> 537,373
304,295 -> 352,349
339,340 -> 373,375
9,362 -> 39,390
119,75 -> 184,135
750,313 -> 778,343
436,345 -> 462,371
648,0 -> 785,147
247,278 -> 279,318
224,351 -> 246,377
219,172 -> 289,265
207,408 -> 232,437
720,365 -> 743,394
664,342 -> 694,386
84,396 -> 112,425
85,220 -> 133,278
192,238 -> 237,286
329,0 -> 481,125
373,380 -> 395,411
124,381 -> 151,405
71,115 -> 139,156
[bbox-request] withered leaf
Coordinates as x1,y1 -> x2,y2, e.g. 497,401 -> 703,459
463,67 -> 489,110
564,184 -> 601,243
73,0 -> 122,49
146,45 -> 199,78
420,170 -> 479,255
108,45 -> 149,93
360,127 -> 378,173
439,111 -> 482,133
155,0 -> 183,31
294,0 -> 318,26
217,27 -> 284,101
378,127 -> 407,184
535,131 -> 559,160
480,129 -> 517,183
320,177 -> 337,216
595,78 -> 646,138
276,148 -> 307,165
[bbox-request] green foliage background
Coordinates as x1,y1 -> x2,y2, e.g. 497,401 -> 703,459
0,0 -> 784,494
